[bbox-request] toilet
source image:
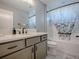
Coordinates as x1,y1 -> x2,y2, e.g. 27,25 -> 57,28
47,40 -> 57,56
47,24 -> 59,56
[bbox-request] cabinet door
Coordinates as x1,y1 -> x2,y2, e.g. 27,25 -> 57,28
2,46 -> 34,59
35,41 -> 47,59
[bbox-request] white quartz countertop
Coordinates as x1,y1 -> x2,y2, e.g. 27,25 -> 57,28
0,32 -> 47,44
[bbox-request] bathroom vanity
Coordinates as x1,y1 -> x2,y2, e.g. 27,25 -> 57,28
0,33 -> 47,59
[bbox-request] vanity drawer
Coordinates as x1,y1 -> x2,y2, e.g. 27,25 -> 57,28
41,35 -> 47,41
0,40 -> 25,57
26,37 -> 40,46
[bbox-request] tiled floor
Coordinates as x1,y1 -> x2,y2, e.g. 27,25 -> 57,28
45,49 -> 57,59
46,55 -> 56,59
47,40 -> 58,59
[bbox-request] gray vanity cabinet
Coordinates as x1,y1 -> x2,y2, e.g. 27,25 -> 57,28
35,41 -> 47,59
2,46 -> 34,59
0,34 -> 47,59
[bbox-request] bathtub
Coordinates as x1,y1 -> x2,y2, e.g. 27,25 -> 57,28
55,40 -> 79,59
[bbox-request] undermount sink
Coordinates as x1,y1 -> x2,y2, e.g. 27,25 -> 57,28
56,40 -> 79,56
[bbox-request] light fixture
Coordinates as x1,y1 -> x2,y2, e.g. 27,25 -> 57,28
23,0 -> 34,6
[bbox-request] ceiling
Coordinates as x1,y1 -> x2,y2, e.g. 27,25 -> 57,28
0,0 -> 35,12
0,0 -> 79,12
40,0 -> 55,4
40,0 -> 79,11
40,0 -> 79,5
0,0 -> 55,12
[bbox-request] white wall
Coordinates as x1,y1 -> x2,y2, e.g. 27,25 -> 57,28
0,3 -> 28,29
35,0 -> 47,32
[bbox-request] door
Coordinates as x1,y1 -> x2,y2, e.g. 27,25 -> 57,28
35,41 -> 47,59
2,46 -> 34,59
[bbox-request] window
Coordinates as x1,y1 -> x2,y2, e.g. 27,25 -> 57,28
27,16 -> 36,29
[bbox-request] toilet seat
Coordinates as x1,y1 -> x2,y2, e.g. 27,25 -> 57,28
48,41 -> 57,47
47,41 -> 57,56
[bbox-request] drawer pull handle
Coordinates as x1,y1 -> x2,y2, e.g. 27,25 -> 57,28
43,37 -> 46,38
35,46 -> 37,51
76,36 -> 79,37
32,47 -> 34,53
8,46 -> 17,49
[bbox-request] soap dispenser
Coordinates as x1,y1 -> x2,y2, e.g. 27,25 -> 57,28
13,27 -> 16,34
22,28 -> 25,34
